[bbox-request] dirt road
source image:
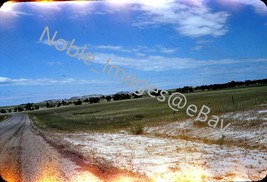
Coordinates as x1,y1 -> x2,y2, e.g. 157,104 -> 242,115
0,114 -> 106,182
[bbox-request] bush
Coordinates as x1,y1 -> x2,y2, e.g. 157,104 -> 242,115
74,99 -> 82,105
89,97 -> 100,104
57,102 -> 62,107
18,107 -> 24,112
131,124 -> 144,135
113,93 -> 131,101
106,95 -> 112,101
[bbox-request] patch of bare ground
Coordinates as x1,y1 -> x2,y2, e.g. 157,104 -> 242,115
30,108 -> 267,181
32,123 -> 150,182
145,109 -> 267,151
46,131 -> 267,181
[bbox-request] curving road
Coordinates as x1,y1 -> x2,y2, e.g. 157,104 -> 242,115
0,114 -> 103,182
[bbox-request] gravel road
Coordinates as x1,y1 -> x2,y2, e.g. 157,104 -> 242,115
0,114 -> 104,182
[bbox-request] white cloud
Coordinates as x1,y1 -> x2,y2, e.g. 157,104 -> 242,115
38,39 -> 87,52
0,2 -> 32,17
46,61 -> 62,66
31,2 -> 62,11
135,53 -> 146,57
95,44 -> 177,54
192,39 -> 212,50
94,10 -> 115,15
1,1 -> 96,19
160,48 -> 178,54
2,1 -> 231,38
196,39 -> 213,44
95,45 -> 130,52
93,52 -> 267,72
39,39 -> 68,47
192,45 -> 203,51
132,0 -> 230,38
0,77 -> 110,86
95,44 -> 178,54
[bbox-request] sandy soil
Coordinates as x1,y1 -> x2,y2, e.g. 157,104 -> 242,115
55,109 -> 267,181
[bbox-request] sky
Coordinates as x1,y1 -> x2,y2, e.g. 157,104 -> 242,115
0,0 -> 267,106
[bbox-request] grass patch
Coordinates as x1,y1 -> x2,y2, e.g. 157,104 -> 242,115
130,123 -> 144,135
29,85 -> 267,133
0,115 -> 8,122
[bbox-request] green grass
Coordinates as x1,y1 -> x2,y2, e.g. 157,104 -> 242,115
29,85 -> 267,133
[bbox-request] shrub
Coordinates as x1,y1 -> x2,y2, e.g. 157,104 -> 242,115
131,124 -> 144,135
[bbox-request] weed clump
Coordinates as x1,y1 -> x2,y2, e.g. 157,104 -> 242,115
131,124 -> 144,135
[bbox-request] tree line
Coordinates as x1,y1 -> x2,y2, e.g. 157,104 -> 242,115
1,78 -> 266,112
194,79 -> 267,91
44,93 -> 142,108
0,103 -> 39,113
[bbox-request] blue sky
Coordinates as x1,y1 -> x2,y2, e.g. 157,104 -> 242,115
0,0 -> 267,106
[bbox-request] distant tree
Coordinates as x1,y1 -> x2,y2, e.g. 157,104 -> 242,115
74,99 -> 82,105
132,91 -> 142,98
112,94 -> 120,101
34,105 -> 39,110
18,107 -> 24,112
89,97 -> 100,104
106,95 -> 112,102
57,102 -> 62,107
176,86 -> 193,93
195,85 -> 209,91
46,102 -> 56,108
62,100 -> 67,105
244,80 -> 249,86
14,107 -> 18,112
228,81 -> 236,88
8,109 -> 12,113
261,79 -> 267,84
148,89 -> 161,96
0,109 -> 6,113
187,86 -> 194,93
187,78 -> 267,92
124,94 -> 131,99
84,98 -> 89,102
46,102 -> 50,108
113,93 -> 131,101
25,103 -> 34,111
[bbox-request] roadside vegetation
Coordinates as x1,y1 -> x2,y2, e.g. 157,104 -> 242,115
0,115 -> 8,122
29,85 -> 267,133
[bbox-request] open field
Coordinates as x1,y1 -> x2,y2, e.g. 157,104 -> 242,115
29,85 -> 267,133
3,85 -> 267,181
